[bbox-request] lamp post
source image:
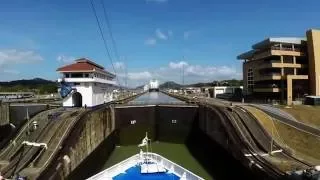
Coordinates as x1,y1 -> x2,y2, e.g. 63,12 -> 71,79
26,108 -> 30,136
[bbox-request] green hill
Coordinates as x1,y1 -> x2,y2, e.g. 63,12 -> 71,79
0,78 -> 57,94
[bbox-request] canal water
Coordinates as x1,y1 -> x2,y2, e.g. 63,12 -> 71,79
128,92 -> 185,105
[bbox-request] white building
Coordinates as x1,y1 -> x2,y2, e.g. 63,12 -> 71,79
143,84 -> 149,92
57,58 -> 117,107
149,80 -> 159,92
184,87 -> 201,94
211,86 -> 243,98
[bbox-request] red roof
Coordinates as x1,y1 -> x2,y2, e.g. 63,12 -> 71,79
57,58 -> 115,77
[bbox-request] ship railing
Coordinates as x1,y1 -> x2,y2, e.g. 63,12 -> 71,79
149,153 -> 204,180
87,153 -> 204,180
87,154 -> 140,179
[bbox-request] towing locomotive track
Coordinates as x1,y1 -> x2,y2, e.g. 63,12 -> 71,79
0,91 -> 315,179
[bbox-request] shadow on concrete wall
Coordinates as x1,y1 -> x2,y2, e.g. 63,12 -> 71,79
115,106 -> 156,145
0,125 -> 11,142
9,104 -> 48,127
115,106 -> 198,145
67,130 -> 117,180
0,105 -> 50,149
185,119 -> 258,180
156,106 -> 197,143
67,105 -> 272,180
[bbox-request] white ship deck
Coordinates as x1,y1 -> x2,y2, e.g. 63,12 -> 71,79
87,152 -> 204,180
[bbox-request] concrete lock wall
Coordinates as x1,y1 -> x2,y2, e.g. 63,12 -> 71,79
185,108 -> 257,180
0,103 -> 10,126
1,104 -> 48,146
197,105 -> 231,149
38,106 -> 115,180
156,106 -> 198,143
114,105 -> 198,145
9,104 -> 49,127
0,103 -> 10,142
115,106 -> 156,144
39,104 -> 255,180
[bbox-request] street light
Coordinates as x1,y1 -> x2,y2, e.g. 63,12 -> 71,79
26,108 -> 30,136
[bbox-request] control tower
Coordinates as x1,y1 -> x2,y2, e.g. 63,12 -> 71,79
57,58 -> 116,107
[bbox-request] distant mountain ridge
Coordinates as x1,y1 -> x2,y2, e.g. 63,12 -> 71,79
139,79 -> 243,89
0,78 -> 55,86
159,81 -> 183,89
0,78 -> 57,94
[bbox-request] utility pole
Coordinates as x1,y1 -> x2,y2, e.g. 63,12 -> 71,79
182,64 -> 184,86
121,57 -> 127,89
124,62 -> 128,89
269,121 -> 274,155
182,56 -> 185,86
26,108 -> 30,136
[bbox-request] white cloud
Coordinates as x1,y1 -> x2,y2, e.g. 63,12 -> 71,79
145,38 -> 157,46
155,29 -> 168,40
114,62 -> 125,69
183,31 -> 191,40
128,71 -> 152,80
0,49 -> 43,70
170,62 -> 237,78
169,61 -> 188,69
144,29 -> 172,45
2,69 -> 20,74
146,0 -> 168,3
122,61 -> 241,87
57,55 -> 75,64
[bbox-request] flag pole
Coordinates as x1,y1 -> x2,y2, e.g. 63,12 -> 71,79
146,132 -> 148,163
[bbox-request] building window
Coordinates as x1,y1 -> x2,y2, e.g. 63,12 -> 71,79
84,73 -> 89,78
71,73 -> 83,78
65,74 -> 70,78
247,68 -> 254,89
74,83 -> 80,86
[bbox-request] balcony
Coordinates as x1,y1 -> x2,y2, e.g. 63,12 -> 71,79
252,49 -> 305,61
58,77 -> 117,85
270,46 -> 302,52
253,87 -> 280,93
256,73 -> 282,81
259,62 -> 305,69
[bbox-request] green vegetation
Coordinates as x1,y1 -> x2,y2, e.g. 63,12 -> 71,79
0,78 -> 57,94
280,105 -> 320,129
244,106 -> 320,167
158,79 -> 243,89
102,142 -> 212,179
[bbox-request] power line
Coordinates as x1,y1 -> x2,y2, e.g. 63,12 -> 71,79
89,0 -> 121,87
100,0 -> 120,62
100,0 -> 128,88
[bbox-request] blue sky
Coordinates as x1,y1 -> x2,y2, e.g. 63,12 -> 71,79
1,0 -> 320,87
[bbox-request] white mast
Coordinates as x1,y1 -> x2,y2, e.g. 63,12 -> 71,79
146,132 -> 149,162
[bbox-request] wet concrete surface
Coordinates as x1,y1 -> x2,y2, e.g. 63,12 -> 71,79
128,92 -> 185,105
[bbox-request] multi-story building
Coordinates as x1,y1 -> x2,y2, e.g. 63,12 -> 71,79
57,58 -> 117,107
237,29 -> 320,105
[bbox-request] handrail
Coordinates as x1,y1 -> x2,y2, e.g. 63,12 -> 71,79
149,153 -> 204,180
87,152 -> 204,180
